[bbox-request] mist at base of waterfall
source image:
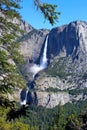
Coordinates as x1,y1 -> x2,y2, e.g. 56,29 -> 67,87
30,59 -> 48,78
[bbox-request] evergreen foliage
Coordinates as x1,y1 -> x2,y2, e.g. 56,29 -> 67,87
0,0 -> 26,94
34,0 -> 61,25
0,0 -> 27,128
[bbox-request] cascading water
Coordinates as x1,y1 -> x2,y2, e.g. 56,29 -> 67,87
20,35 -> 49,105
40,35 -> 48,66
30,35 -> 48,78
20,90 -> 28,105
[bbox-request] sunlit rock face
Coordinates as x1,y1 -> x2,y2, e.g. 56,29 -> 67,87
48,21 -> 87,59
46,21 -> 87,75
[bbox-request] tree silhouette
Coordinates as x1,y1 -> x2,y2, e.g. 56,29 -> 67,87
6,105 -> 29,121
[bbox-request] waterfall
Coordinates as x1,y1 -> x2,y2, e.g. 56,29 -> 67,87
30,35 -> 49,78
40,35 -> 48,66
20,35 -> 49,105
20,89 -> 28,105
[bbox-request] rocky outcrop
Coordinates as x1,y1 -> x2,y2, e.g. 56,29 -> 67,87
12,17 -> 34,34
35,75 -> 71,91
37,91 -> 70,108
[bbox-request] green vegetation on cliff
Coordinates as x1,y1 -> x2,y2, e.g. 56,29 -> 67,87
46,57 -> 71,78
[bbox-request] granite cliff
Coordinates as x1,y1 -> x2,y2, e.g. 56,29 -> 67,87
19,20 -> 87,108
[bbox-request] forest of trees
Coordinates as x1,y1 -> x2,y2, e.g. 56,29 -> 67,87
0,0 -> 87,130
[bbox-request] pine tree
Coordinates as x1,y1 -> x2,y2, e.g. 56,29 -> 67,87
49,104 -> 67,130
0,0 -> 27,107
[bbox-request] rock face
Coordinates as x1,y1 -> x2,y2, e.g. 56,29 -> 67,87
12,18 -> 34,34
47,21 -> 87,59
37,91 -> 70,108
20,20 -> 87,108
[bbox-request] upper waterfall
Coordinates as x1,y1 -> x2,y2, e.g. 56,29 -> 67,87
40,35 -> 48,66
30,35 -> 49,78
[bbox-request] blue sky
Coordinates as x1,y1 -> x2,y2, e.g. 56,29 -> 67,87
19,0 -> 87,29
